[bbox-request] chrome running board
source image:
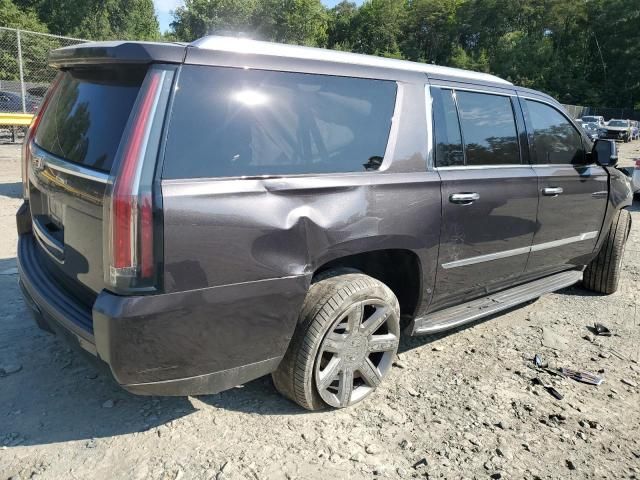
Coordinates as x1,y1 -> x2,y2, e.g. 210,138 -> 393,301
409,270 -> 583,336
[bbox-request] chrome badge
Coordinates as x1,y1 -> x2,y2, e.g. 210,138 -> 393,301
31,154 -> 44,171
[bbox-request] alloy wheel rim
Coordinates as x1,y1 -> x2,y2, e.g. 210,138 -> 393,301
314,300 -> 399,408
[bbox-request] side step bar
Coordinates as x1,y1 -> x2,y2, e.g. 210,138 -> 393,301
408,270 -> 583,336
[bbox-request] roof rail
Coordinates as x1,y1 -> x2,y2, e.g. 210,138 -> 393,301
190,36 -> 512,86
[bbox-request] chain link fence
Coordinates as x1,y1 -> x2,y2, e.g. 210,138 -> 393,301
0,27 -> 86,114
563,103 -> 640,121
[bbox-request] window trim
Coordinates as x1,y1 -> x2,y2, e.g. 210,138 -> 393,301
521,96 -> 587,166
430,86 -> 523,170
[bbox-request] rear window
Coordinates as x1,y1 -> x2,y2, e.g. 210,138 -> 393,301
35,67 -> 146,173
162,66 -> 397,179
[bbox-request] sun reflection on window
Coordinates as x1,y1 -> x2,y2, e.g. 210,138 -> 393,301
232,89 -> 269,106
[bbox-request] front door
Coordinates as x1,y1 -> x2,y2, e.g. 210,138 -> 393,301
429,86 -> 539,312
520,97 -> 608,275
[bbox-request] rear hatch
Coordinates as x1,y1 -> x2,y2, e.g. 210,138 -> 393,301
28,66 -> 145,298
24,45 -> 180,301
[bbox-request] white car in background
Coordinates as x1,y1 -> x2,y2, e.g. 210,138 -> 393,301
580,115 -> 606,128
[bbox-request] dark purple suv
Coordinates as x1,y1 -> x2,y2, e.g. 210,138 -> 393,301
17,37 -> 633,410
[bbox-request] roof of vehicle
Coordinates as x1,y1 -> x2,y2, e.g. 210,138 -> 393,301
50,36 -> 512,86
191,36 -> 512,86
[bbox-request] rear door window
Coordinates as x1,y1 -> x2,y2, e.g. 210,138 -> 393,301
526,100 -> 585,165
162,66 -> 397,179
455,91 -> 520,166
35,67 -> 146,173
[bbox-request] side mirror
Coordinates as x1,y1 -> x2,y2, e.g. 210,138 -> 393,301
592,139 -> 618,167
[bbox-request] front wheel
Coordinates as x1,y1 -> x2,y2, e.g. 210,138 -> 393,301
272,272 -> 400,410
583,209 -> 631,294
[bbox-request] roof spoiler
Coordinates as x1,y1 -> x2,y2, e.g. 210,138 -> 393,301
49,41 -> 187,68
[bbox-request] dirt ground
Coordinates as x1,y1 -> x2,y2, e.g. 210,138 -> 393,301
1,136 -> 639,480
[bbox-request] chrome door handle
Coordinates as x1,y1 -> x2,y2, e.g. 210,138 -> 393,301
542,187 -> 563,196
449,192 -> 480,204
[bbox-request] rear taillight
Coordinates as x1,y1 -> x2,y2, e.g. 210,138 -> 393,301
104,66 -> 175,293
635,159 -> 640,169
21,74 -> 62,199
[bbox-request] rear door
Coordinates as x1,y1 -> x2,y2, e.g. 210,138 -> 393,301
520,97 -> 608,275
26,66 -> 146,295
429,85 -> 539,312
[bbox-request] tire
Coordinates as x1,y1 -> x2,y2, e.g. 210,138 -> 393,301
272,272 -> 400,410
583,209 -> 631,294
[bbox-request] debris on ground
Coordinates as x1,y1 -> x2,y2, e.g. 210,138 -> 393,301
591,322 -> 613,337
559,368 -> 604,386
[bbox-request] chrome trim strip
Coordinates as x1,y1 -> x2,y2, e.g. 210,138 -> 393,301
430,85 -> 516,97
442,245 -> 530,269
436,164 -> 530,171
32,218 -> 64,263
31,143 -> 110,184
442,231 -> 599,269
533,164 -> 598,169
530,231 -> 598,252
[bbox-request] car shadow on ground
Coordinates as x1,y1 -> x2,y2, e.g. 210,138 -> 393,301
0,268 -> 197,447
0,181 -> 23,199
3,209 -> 635,447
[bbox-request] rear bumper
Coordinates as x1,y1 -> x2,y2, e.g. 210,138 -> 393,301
18,229 -> 309,396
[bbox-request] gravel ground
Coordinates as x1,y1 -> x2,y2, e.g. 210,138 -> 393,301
1,137 -> 639,480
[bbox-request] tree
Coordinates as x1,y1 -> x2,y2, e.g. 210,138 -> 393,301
327,1 -> 358,50
254,0 -> 328,46
171,0 -> 257,40
171,0 -> 328,46
0,0 -> 47,31
0,0 -> 49,82
350,0 -> 406,58
13,0 -> 160,40
402,0 -> 462,65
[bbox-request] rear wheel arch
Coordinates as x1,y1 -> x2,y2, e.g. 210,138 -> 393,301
312,249 -> 423,320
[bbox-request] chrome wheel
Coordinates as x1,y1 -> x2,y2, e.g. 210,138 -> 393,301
314,300 -> 400,408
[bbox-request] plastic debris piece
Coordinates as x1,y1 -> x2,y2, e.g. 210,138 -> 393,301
593,323 -> 612,337
559,367 -> 604,386
533,378 -> 563,400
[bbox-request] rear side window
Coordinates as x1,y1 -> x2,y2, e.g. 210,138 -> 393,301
455,91 -> 520,166
35,67 -> 146,172
526,100 -> 585,165
162,66 -> 397,179
432,88 -> 464,167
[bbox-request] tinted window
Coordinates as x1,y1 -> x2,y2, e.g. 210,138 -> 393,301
35,68 -> 145,172
456,91 -> 520,166
432,88 -> 464,167
526,100 -> 584,164
163,66 -> 396,179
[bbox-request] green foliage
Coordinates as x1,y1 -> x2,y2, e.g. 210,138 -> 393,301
0,0 -> 45,31
12,0 -> 160,40
166,0 -> 639,109
3,0 -> 639,109
171,0 -> 257,40
0,0 -> 49,81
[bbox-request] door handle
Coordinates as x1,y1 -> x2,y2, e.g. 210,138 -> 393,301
449,192 -> 480,204
542,187 -> 563,196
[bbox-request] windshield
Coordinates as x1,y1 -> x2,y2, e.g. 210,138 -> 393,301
607,120 -> 628,127
582,116 -> 599,123
583,123 -> 598,132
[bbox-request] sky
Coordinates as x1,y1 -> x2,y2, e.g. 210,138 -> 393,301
153,0 -> 363,33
